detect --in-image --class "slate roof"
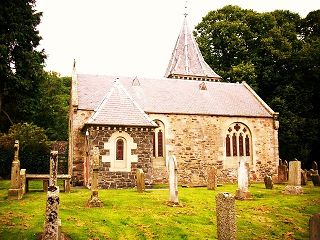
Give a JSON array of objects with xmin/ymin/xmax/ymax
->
[
  {"xmin": 78, "ymin": 74, "xmax": 274, "ymax": 121},
  {"xmin": 165, "ymin": 16, "xmax": 221, "ymax": 80},
  {"xmin": 87, "ymin": 79, "xmax": 157, "ymax": 127}
]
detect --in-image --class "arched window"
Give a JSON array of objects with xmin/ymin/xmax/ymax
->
[
  {"xmin": 158, "ymin": 130, "xmax": 163, "ymax": 157},
  {"xmin": 225, "ymin": 123, "xmax": 252, "ymax": 159},
  {"xmin": 116, "ymin": 139, "xmax": 124, "ymax": 160},
  {"xmin": 153, "ymin": 120, "xmax": 165, "ymax": 159}
]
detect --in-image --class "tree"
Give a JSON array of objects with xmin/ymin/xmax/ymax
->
[{"xmin": 0, "ymin": 0, "xmax": 45, "ymax": 132}]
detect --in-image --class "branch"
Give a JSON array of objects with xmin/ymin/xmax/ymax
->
[{"xmin": 1, "ymin": 109, "xmax": 13, "ymax": 125}]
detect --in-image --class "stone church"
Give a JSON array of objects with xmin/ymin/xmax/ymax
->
[{"xmin": 68, "ymin": 15, "xmax": 279, "ymax": 188}]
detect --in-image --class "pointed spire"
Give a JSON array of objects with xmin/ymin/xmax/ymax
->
[{"xmin": 165, "ymin": 14, "xmax": 221, "ymax": 82}]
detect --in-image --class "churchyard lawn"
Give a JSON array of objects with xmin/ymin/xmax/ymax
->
[{"xmin": 0, "ymin": 180, "xmax": 319, "ymax": 239}]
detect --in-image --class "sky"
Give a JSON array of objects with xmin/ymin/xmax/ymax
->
[{"xmin": 36, "ymin": 0, "xmax": 320, "ymax": 78}]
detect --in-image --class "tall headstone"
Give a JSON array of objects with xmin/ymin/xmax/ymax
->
[
  {"xmin": 264, "ymin": 175, "xmax": 273, "ymax": 189},
  {"xmin": 301, "ymin": 169, "xmax": 308, "ymax": 186},
  {"xmin": 309, "ymin": 213, "xmax": 320, "ymax": 240},
  {"xmin": 8, "ymin": 140, "xmax": 23, "ymax": 200},
  {"xmin": 235, "ymin": 159, "xmax": 251, "ymax": 200},
  {"xmin": 207, "ymin": 166, "xmax": 217, "ymax": 190},
  {"xmin": 278, "ymin": 160, "xmax": 288, "ymax": 183},
  {"xmin": 216, "ymin": 192, "xmax": 236, "ymax": 240},
  {"xmin": 20, "ymin": 169, "xmax": 26, "ymax": 195},
  {"xmin": 43, "ymin": 151, "xmax": 61, "ymax": 240},
  {"xmin": 136, "ymin": 168, "xmax": 145, "ymax": 193},
  {"xmin": 283, "ymin": 160, "xmax": 303, "ymax": 194},
  {"xmin": 168, "ymin": 155, "xmax": 179, "ymax": 205},
  {"xmin": 87, "ymin": 147, "xmax": 103, "ymax": 207}
]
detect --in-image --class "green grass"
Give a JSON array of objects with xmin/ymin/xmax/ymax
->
[{"xmin": 0, "ymin": 181, "xmax": 319, "ymax": 239}]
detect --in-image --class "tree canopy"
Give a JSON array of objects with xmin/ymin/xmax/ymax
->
[{"xmin": 195, "ymin": 6, "xmax": 320, "ymax": 167}]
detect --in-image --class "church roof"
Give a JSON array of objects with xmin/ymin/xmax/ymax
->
[
  {"xmin": 87, "ymin": 79, "xmax": 157, "ymax": 127},
  {"xmin": 165, "ymin": 16, "xmax": 221, "ymax": 81},
  {"xmin": 78, "ymin": 74, "xmax": 274, "ymax": 119}
]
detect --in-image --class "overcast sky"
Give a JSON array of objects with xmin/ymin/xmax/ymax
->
[{"xmin": 36, "ymin": 0, "xmax": 320, "ymax": 78}]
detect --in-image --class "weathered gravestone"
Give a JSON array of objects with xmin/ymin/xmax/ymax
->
[
  {"xmin": 309, "ymin": 213, "xmax": 320, "ymax": 240},
  {"xmin": 136, "ymin": 168, "xmax": 145, "ymax": 193},
  {"xmin": 283, "ymin": 159, "xmax": 303, "ymax": 195},
  {"xmin": 235, "ymin": 158, "xmax": 251, "ymax": 200},
  {"xmin": 168, "ymin": 155, "xmax": 179, "ymax": 205},
  {"xmin": 8, "ymin": 140, "xmax": 23, "ymax": 200},
  {"xmin": 207, "ymin": 166, "xmax": 217, "ymax": 190},
  {"xmin": 312, "ymin": 161, "xmax": 318, "ymax": 172},
  {"xmin": 278, "ymin": 160, "xmax": 289, "ymax": 183},
  {"xmin": 264, "ymin": 175, "xmax": 273, "ymax": 189},
  {"xmin": 310, "ymin": 169, "xmax": 320, "ymax": 187},
  {"xmin": 301, "ymin": 169, "xmax": 308, "ymax": 186},
  {"xmin": 42, "ymin": 151, "xmax": 62, "ymax": 240},
  {"xmin": 87, "ymin": 147, "xmax": 103, "ymax": 207},
  {"xmin": 216, "ymin": 192, "xmax": 236, "ymax": 240}
]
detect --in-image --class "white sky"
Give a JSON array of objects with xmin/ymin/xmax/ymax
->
[{"xmin": 36, "ymin": 0, "xmax": 320, "ymax": 78}]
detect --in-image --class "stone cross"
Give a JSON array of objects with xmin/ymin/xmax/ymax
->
[
  {"xmin": 264, "ymin": 175, "xmax": 273, "ymax": 189},
  {"xmin": 8, "ymin": 140, "xmax": 23, "ymax": 200},
  {"xmin": 87, "ymin": 147, "xmax": 103, "ymax": 207},
  {"xmin": 168, "ymin": 155, "xmax": 179, "ymax": 204},
  {"xmin": 207, "ymin": 166, "xmax": 217, "ymax": 190},
  {"xmin": 136, "ymin": 168, "xmax": 145, "ymax": 193},
  {"xmin": 216, "ymin": 192, "xmax": 236, "ymax": 240},
  {"xmin": 283, "ymin": 160, "xmax": 303, "ymax": 194},
  {"xmin": 49, "ymin": 151, "xmax": 58, "ymax": 187},
  {"xmin": 235, "ymin": 158, "xmax": 251, "ymax": 200}
]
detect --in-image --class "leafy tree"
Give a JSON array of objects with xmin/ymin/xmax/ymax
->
[{"xmin": 0, "ymin": 0, "xmax": 45, "ymax": 132}]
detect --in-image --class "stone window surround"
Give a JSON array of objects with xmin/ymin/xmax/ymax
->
[
  {"xmin": 101, "ymin": 131, "xmax": 138, "ymax": 172},
  {"xmin": 224, "ymin": 122, "xmax": 253, "ymax": 169},
  {"xmin": 153, "ymin": 119, "xmax": 166, "ymax": 162}
]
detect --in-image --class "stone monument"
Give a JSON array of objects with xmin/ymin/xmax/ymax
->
[
  {"xmin": 216, "ymin": 192, "xmax": 236, "ymax": 240},
  {"xmin": 301, "ymin": 169, "xmax": 308, "ymax": 186},
  {"xmin": 278, "ymin": 160, "xmax": 288, "ymax": 183},
  {"xmin": 136, "ymin": 168, "xmax": 145, "ymax": 193},
  {"xmin": 168, "ymin": 155, "xmax": 179, "ymax": 205},
  {"xmin": 264, "ymin": 175, "xmax": 273, "ymax": 189},
  {"xmin": 235, "ymin": 158, "xmax": 251, "ymax": 200},
  {"xmin": 42, "ymin": 151, "xmax": 62, "ymax": 240},
  {"xmin": 207, "ymin": 166, "xmax": 217, "ymax": 190},
  {"xmin": 283, "ymin": 159, "xmax": 303, "ymax": 194},
  {"xmin": 87, "ymin": 147, "xmax": 103, "ymax": 207},
  {"xmin": 8, "ymin": 140, "xmax": 23, "ymax": 200},
  {"xmin": 309, "ymin": 213, "xmax": 320, "ymax": 240}
]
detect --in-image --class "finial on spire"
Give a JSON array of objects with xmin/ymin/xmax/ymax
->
[
  {"xmin": 184, "ymin": 0, "xmax": 188, "ymax": 17},
  {"xmin": 73, "ymin": 59, "xmax": 76, "ymax": 69}
]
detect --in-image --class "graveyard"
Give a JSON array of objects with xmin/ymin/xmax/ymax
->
[{"xmin": 0, "ymin": 179, "xmax": 319, "ymax": 239}]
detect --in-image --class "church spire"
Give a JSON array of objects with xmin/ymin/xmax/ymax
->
[{"xmin": 165, "ymin": 11, "xmax": 221, "ymax": 82}]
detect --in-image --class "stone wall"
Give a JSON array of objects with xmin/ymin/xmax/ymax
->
[
  {"xmin": 148, "ymin": 114, "xmax": 278, "ymax": 185},
  {"xmin": 87, "ymin": 126, "xmax": 154, "ymax": 189}
]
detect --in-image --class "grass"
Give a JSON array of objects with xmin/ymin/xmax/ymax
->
[{"xmin": 0, "ymin": 180, "xmax": 319, "ymax": 240}]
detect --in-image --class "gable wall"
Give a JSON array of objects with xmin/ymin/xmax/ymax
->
[{"xmin": 148, "ymin": 113, "xmax": 279, "ymax": 185}]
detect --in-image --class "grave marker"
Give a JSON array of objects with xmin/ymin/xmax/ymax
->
[
  {"xmin": 264, "ymin": 175, "xmax": 273, "ymax": 189},
  {"xmin": 235, "ymin": 158, "xmax": 251, "ymax": 200},
  {"xmin": 283, "ymin": 160, "xmax": 303, "ymax": 194},
  {"xmin": 136, "ymin": 168, "xmax": 145, "ymax": 193},
  {"xmin": 8, "ymin": 140, "xmax": 23, "ymax": 200},
  {"xmin": 168, "ymin": 155, "xmax": 179, "ymax": 205},
  {"xmin": 207, "ymin": 166, "xmax": 217, "ymax": 190}
]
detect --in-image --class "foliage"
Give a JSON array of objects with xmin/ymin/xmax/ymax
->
[
  {"xmin": 0, "ymin": 182, "xmax": 319, "ymax": 239},
  {"xmin": 195, "ymin": 6, "xmax": 320, "ymax": 167},
  {"xmin": 0, "ymin": 123, "xmax": 50, "ymax": 178},
  {"xmin": 0, "ymin": 0, "xmax": 46, "ymax": 132}
]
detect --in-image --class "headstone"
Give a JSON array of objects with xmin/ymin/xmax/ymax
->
[
  {"xmin": 87, "ymin": 147, "xmax": 103, "ymax": 207},
  {"xmin": 168, "ymin": 155, "xmax": 179, "ymax": 205},
  {"xmin": 264, "ymin": 175, "xmax": 273, "ymax": 189},
  {"xmin": 8, "ymin": 140, "xmax": 23, "ymax": 200},
  {"xmin": 136, "ymin": 168, "xmax": 145, "ymax": 193},
  {"xmin": 309, "ymin": 213, "xmax": 320, "ymax": 240},
  {"xmin": 235, "ymin": 158, "xmax": 251, "ymax": 200},
  {"xmin": 283, "ymin": 160, "xmax": 303, "ymax": 194},
  {"xmin": 207, "ymin": 166, "xmax": 217, "ymax": 190},
  {"xmin": 216, "ymin": 192, "xmax": 236, "ymax": 240},
  {"xmin": 20, "ymin": 169, "xmax": 26, "ymax": 195},
  {"xmin": 312, "ymin": 161, "xmax": 318, "ymax": 171},
  {"xmin": 310, "ymin": 169, "xmax": 320, "ymax": 187},
  {"xmin": 301, "ymin": 169, "xmax": 308, "ymax": 186},
  {"xmin": 42, "ymin": 151, "xmax": 61, "ymax": 240},
  {"xmin": 278, "ymin": 164, "xmax": 288, "ymax": 182}
]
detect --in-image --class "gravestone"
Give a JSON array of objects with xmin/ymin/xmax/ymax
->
[
  {"xmin": 20, "ymin": 169, "xmax": 26, "ymax": 195},
  {"xmin": 310, "ymin": 169, "xmax": 320, "ymax": 187},
  {"xmin": 264, "ymin": 175, "xmax": 273, "ymax": 189},
  {"xmin": 207, "ymin": 166, "xmax": 217, "ymax": 190},
  {"xmin": 235, "ymin": 159, "xmax": 251, "ymax": 200},
  {"xmin": 309, "ymin": 213, "xmax": 320, "ymax": 240},
  {"xmin": 301, "ymin": 169, "xmax": 308, "ymax": 186},
  {"xmin": 8, "ymin": 140, "xmax": 23, "ymax": 200},
  {"xmin": 136, "ymin": 168, "xmax": 145, "ymax": 193},
  {"xmin": 168, "ymin": 155, "xmax": 179, "ymax": 205},
  {"xmin": 43, "ymin": 151, "xmax": 61, "ymax": 240},
  {"xmin": 312, "ymin": 161, "xmax": 318, "ymax": 171},
  {"xmin": 87, "ymin": 147, "xmax": 103, "ymax": 207},
  {"xmin": 216, "ymin": 192, "xmax": 236, "ymax": 240},
  {"xmin": 283, "ymin": 160, "xmax": 303, "ymax": 194}
]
